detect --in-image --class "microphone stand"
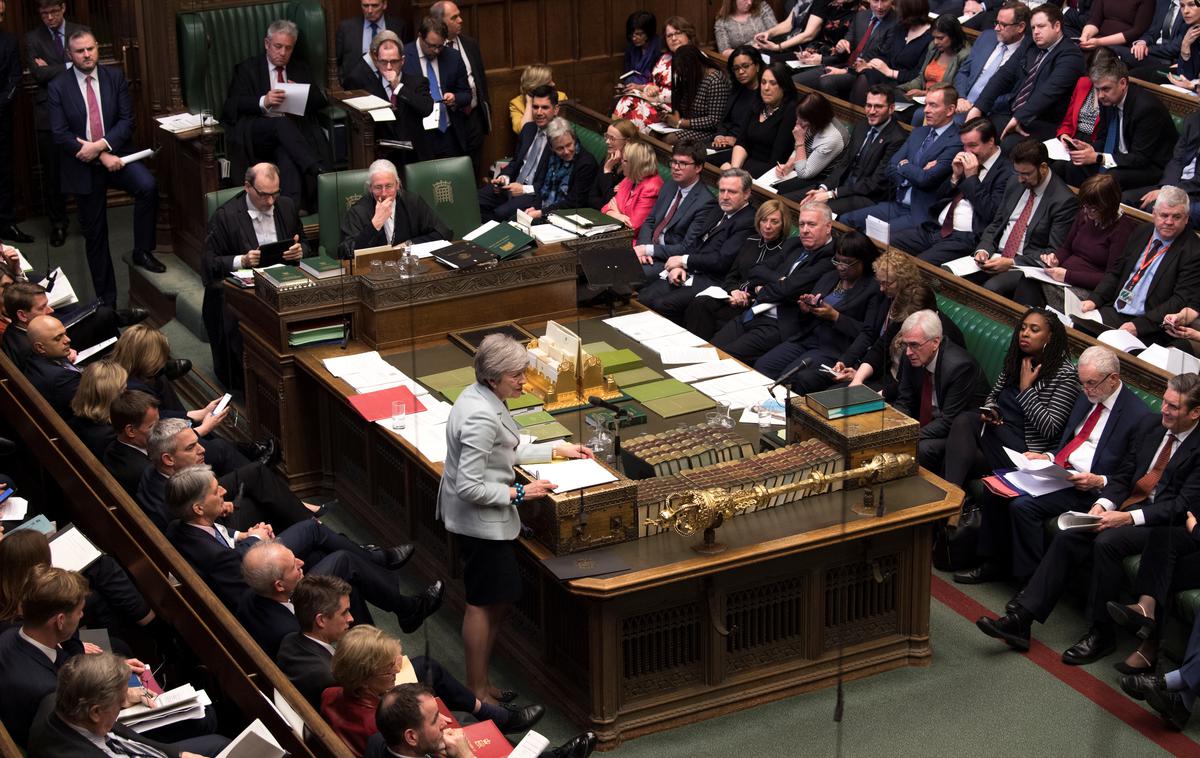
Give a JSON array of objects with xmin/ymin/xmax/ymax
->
[{"xmin": 767, "ymin": 360, "xmax": 807, "ymax": 450}]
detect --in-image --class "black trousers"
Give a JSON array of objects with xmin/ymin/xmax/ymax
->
[
  {"xmin": 75, "ymin": 162, "xmax": 157, "ymax": 306},
  {"xmin": 1008, "ymin": 488, "xmax": 1095, "ymax": 578},
  {"xmin": 684, "ymin": 297, "xmax": 740, "ymax": 340},
  {"xmin": 892, "ymin": 223, "xmax": 978, "ymax": 267},
  {"xmin": 250, "ymin": 117, "xmax": 321, "ymax": 206},
  {"xmin": 712, "ymin": 313, "xmax": 783, "ymax": 366},
  {"xmin": 35, "ymin": 128, "xmax": 68, "ymax": 229},
  {"xmin": 1131, "ymin": 526, "xmax": 1200, "ymax": 636},
  {"xmin": 220, "ymin": 461, "xmax": 311, "ymax": 532}
]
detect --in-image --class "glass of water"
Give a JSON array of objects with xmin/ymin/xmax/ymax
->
[
  {"xmin": 199, "ymin": 108, "xmax": 215, "ymax": 133},
  {"xmin": 391, "ymin": 401, "xmax": 406, "ymax": 430}
]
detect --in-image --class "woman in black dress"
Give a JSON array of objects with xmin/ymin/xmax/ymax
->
[{"xmin": 721, "ymin": 61, "xmax": 797, "ymax": 178}]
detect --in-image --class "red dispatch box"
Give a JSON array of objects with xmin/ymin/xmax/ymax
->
[
  {"xmin": 435, "ymin": 699, "xmax": 512, "ymax": 758},
  {"xmin": 347, "ymin": 385, "xmax": 426, "ymax": 422}
]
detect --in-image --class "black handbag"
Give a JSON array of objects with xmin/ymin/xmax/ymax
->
[{"xmin": 933, "ymin": 499, "xmax": 982, "ymax": 572}]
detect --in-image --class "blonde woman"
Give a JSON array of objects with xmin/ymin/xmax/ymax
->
[
  {"xmin": 601, "ymin": 141, "xmax": 663, "ymax": 237},
  {"xmin": 67, "ymin": 360, "xmax": 127, "ymax": 457},
  {"xmin": 509, "ymin": 64, "xmax": 570, "ymax": 133}
]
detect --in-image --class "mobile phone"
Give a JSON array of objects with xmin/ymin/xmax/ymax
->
[
  {"xmin": 819, "ymin": 364, "xmax": 840, "ymax": 377},
  {"xmin": 212, "ymin": 393, "xmax": 233, "ymax": 417},
  {"xmin": 0, "ymin": 487, "xmax": 12, "ymax": 504}
]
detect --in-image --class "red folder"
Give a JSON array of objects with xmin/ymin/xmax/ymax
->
[
  {"xmin": 461, "ymin": 720, "xmax": 512, "ymax": 758},
  {"xmin": 346, "ymin": 385, "xmax": 426, "ymax": 422}
]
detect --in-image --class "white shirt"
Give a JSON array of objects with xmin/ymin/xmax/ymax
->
[
  {"xmin": 186, "ymin": 520, "xmax": 239, "ymax": 547},
  {"xmin": 1063, "ymin": 382, "xmax": 1121, "ymax": 474},
  {"xmin": 73, "ymin": 67, "xmax": 109, "ymax": 148},
  {"xmin": 446, "ymin": 37, "xmax": 478, "ymax": 109},
  {"xmin": 303, "ymin": 634, "xmax": 336, "ymax": 656},
  {"xmin": 383, "ymin": 198, "xmax": 397, "ymax": 243},
  {"xmin": 259, "ymin": 62, "xmax": 288, "ymax": 113},
  {"xmin": 996, "ymin": 168, "xmax": 1052, "ymax": 254},
  {"xmin": 1097, "ymin": 423, "xmax": 1195, "ymax": 524},
  {"xmin": 233, "ymin": 195, "xmax": 280, "ymax": 269},
  {"xmin": 939, "ymin": 149, "xmax": 1001, "ymax": 233},
  {"xmin": 18, "ymin": 628, "xmax": 58, "ymax": 663}
]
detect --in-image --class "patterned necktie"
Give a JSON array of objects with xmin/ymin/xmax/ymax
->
[
  {"xmin": 848, "ymin": 17, "xmax": 879, "ymax": 66},
  {"xmin": 85, "ymin": 75, "xmax": 104, "ymax": 141},
  {"xmin": 275, "ymin": 66, "xmax": 285, "ymax": 84},
  {"xmin": 1122, "ymin": 432, "xmax": 1177, "ymax": 509},
  {"xmin": 369, "ymin": 21, "xmax": 379, "ymax": 43},
  {"xmin": 425, "ymin": 57, "xmax": 448, "ymax": 132},
  {"xmin": 939, "ymin": 192, "xmax": 964, "ymax": 238},
  {"xmin": 1013, "ymin": 49, "xmax": 1047, "ymax": 112},
  {"xmin": 919, "ymin": 371, "xmax": 934, "ymax": 426},
  {"xmin": 515, "ymin": 130, "xmax": 546, "ymax": 185},
  {"xmin": 1054, "ymin": 403, "xmax": 1104, "ymax": 468},
  {"xmin": 1117, "ymin": 238, "xmax": 1165, "ymax": 309},
  {"xmin": 105, "ymin": 734, "xmax": 168, "ymax": 758},
  {"xmin": 53, "ymin": 29, "xmax": 64, "ymax": 60},
  {"xmin": 1001, "ymin": 190, "xmax": 1037, "ymax": 258},
  {"xmin": 651, "ymin": 190, "xmax": 682, "ymax": 244},
  {"xmin": 914, "ymin": 128, "xmax": 938, "ymax": 167}
]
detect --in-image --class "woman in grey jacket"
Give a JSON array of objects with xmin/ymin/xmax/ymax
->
[{"xmin": 437, "ymin": 334, "xmax": 592, "ymax": 705}]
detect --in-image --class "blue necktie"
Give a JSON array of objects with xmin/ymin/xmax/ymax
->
[
  {"xmin": 1100, "ymin": 107, "xmax": 1120, "ymax": 172},
  {"xmin": 967, "ymin": 44, "xmax": 1006, "ymax": 104},
  {"xmin": 914, "ymin": 128, "xmax": 938, "ymax": 166},
  {"xmin": 425, "ymin": 57, "xmax": 448, "ymax": 132}
]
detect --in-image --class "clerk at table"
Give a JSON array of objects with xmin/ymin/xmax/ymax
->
[{"xmin": 337, "ymin": 159, "xmax": 452, "ymax": 259}]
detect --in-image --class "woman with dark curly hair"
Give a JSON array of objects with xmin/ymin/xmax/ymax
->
[{"xmin": 659, "ymin": 44, "xmax": 730, "ymax": 146}]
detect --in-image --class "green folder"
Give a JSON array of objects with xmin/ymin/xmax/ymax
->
[
  {"xmin": 506, "ymin": 393, "xmax": 543, "ymax": 411},
  {"xmin": 643, "ymin": 392, "xmax": 716, "ymax": 418},
  {"xmin": 625, "ymin": 378, "xmax": 692, "ymax": 402},
  {"xmin": 472, "ymin": 222, "xmax": 534, "ymax": 259},
  {"xmin": 521, "ymin": 420, "xmax": 573, "ymax": 442},
  {"xmin": 594, "ymin": 348, "xmax": 643, "ymax": 374},
  {"xmin": 418, "ymin": 366, "xmax": 477, "ymax": 393},
  {"xmin": 515, "ymin": 410, "xmax": 555, "ymax": 428},
  {"xmin": 441, "ymin": 385, "xmax": 467, "ymax": 402},
  {"xmin": 610, "ymin": 366, "xmax": 663, "ymax": 387},
  {"xmin": 582, "ymin": 341, "xmax": 616, "ymax": 355}
]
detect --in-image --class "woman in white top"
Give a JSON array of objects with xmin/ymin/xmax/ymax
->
[
  {"xmin": 771, "ymin": 91, "xmax": 847, "ymax": 196},
  {"xmin": 715, "ymin": 0, "xmax": 778, "ymax": 55}
]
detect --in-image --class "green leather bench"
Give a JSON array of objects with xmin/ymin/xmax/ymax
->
[{"xmin": 316, "ymin": 170, "xmax": 369, "ymax": 258}]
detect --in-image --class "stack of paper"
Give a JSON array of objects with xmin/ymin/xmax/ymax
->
[
  {"xmin": 603, "ymin": 311, "xmax": 685, "ymax": 342},
  {"xmin": 49, "ymin": 524, "xmax": 102, "ymax": 572},
  {"xmin": 666, "ymin": 359, "xmax": 746, "ymax": 383},
  {"xmin": 1097, "ymin": 329, "xmax": 1147, "ymax": 354},
  {"xmin": 324, "ymin": 351, "xmax": 430, "ymax": 395},
  {"xmin": 119, "ymin": 684, "xmax": 212, "ymax": 733},
  {"xmin": 657, "ymin": 346, "xmax": 720, "ymax": 365},
  {"xmin": 156, "ymin": 112, "xmax": 207, "ymax": 133},
  {"xmin": 1139, "ymin": 343, "xmax": 1200, "ymax": 374},
  {"xmin": 692, "ymin": 371, "xmax": 772, "ymax": 399},
  {"xmin": 342, "ymin": 94, "xmax": 396, "ymax": 122},
  {"xmin": 377, "ymin": 413, "xmax": 449, "ymax": 463},
  {"xmin": 521, "ymin": 458, "xmax": 618, "ymax": 492},
  {"xmin": 214, "ymin": 719, "xmax": 286, "ymax": 758},
  {"xmin": 998, "ymin": 446, "xmax": 1073, "ymax": 496}
]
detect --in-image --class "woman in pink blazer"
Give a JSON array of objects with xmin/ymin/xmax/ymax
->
[{"xmin": 602, "ymin": 141, "xmax": 663, "ymax": 238}]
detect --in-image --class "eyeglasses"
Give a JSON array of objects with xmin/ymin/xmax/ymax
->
[
  {"xmin": 669, "ymin": 159, "xmax": 695, "ymax": 168},
  {"xmin": 901, "ymin": 337, "xmax": 935, "ymax": 352},
  {"xmin": 665, "ymin": 31, "xmax": 686, "ymax": 39},
  {"xmin": 994, "ymin": 19, "xmax": 1021, "ymax": 28},
  {"xmin": 370, "ymin": 182, "xmax": 398, "ymax": 192},
  {"xmin": 731, "ymin": 62, "xmax": 756, "ymax": 72},
  {"xmin": 832, "ymin": 257, "xmax": 861, "ymax": 268},
  {"xmin": 604, "ymin": 134, "xmax": 626, "ymax": 143},
  {"xmin": 249, "ymin": 184, "xmax": 281, "ymax": 199},
  {"xmin": 1080, "ymin": 372, "xmax": 1114, "ymax": 390},
  {"xmin": 376, "ymin": 58, "xmax": 403, "ymax": 67}
]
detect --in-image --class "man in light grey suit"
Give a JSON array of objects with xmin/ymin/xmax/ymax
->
[
  {"xmin": 438, "ymin": 334, "xmax": 592, "ymax": 704},
  {"xmin": 634, "ymin": 141, "xmax": 717, "ymax": 279}
]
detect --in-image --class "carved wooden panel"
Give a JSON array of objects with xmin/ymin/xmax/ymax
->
[
  {"xmin": 822, "ymin": 554, "xmax": 901, "ymax": 650},
  {"xmin": 621, "ymin": 601, "xmax": 703, "ymax": 697},
  {"xmin": 725, "ymin": 575, "xmax": 810, "ymax": 670}
]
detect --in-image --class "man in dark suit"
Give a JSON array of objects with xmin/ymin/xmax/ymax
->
[
  {"xmin": 1079, "ymin": 185, "xmax": 1200, "ymax": 345},
  {"xmin": 1128, "ymin": 111, "xmax": 1200, "ymax": 218},
  {"xmin": 102, "ymin": 390, "xmax": 158, "ymax": 496},
  {"xmin": 637, "ymin": 169, "xmax": 756, "ymax": 323},
  {"xmin": 403, "ymin": 17, "xmax": 471, "ymax": 159},
  {"xmin": 793, "ymin": 0, "xmax": 898, "ymax": 99},
  {"xmin": 477, "ymin": 85, "xmax": 558, "ymax": 221},
  {"xmin": 969, "ymin": 5, "xmax": 1086, "ymax": 150},
  {"xmin": 23, "ymin": 315, "xmax": 80, "ymax": 420},
  {"xmin": 236, "ymin": 541, "xmax": 306, "ymax": 659},
  {"xmin": 968, "ymin": 139, "xmax": 1078, "ymax": 297},
  {"xmin": 342, "ymin": 31, "xmax": 434, "ymax": 165},
  {"xmin": 0, "ymin": 2, "xmax": 29, "ymax": 244},
  {"xmin": 1055, "ymin": 56, "xmax": 1177, "ymax": 190},
  {"xmin": 1123, "ymin": 0, "xmax": 1190, "ymax": 79},
  {"xmin": 28, "ymin": 653, "xmax": 229, "ymax": 757},
  {"xmin": 950, "ymin": 2, "xmax": 1030, "ymax": 123},
  {"xmin": 203, "ymin": 162, "xmax": 306, "ymax": 391},
  {"xmin": 978, "ymin": 374, "xmax": 1200, "ymax": 666},
  {"xmin": 893, "ymin": 309, "xmax": 988, "ymax": 471},
  {"xmin": 956, "ymin": 346, "xmax": 1153, "ymax": 584},
  {"xmin": 47, "ymin": 30, "xmax": 162, "ymax": 304},
  {"xmin": 635, "ymin": 141, "xmax": 718, "ymax": 279},
  {"xmin": 840, "ymin": 84, "xmax": 964, "ymax": 235},
  {"xmin": 336, "ymin": 0, "xmax": 410, "ymax": 86},
  {"xmin": 892, "ymin": 117, "xmax": 1013, "ymax": 266},
  {"xmin": 487, "ymin": 118, "xmax": 597, "ymax": 223},
  {"xmin": 165, "ymin": 465, "xmax": 442, "ymax": 633},
  {"xmin": 339, "ymin": 159, "xmax": 452, "ymax": 259},
  {"xmin": 799, "ymin": 86, "xmax": 907, "ymax": 215},
  {"xmin": 276, "ymin": 574, "xmax": 355, "ymax": 707},
  {"xmin": 2, "ymin": 281, "xmax": 139, "ymax": 374},
  {"xmin": 25, "ymin": 0, "xmax": 84, "ymax": 247},
  {"xmin": 221, "ymin": 20, "xmax": 331, "ymax": 210},
  {"xmin": 434, "ymin": 1, "xmax": 490, "ymax": 175},
  {"xmin": 712, "ymin": 203, "xmax": 836, "ymax": 365}
]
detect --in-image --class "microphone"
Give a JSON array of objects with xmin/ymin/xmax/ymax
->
[
  {"xmin": 768, "ymin": 358, "xmax": 810, "ymax": 393},
  {"xmin": 588, "ymin": 395, "xmax": 624, "ymax": 414}
]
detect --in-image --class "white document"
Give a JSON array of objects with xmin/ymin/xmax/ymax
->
[
  {"xmin": 524, "ymin": 458, "xmax": 618, "ymax": 493},
  {"xmin": 695, "ymin": 285, "xmax": 730, "ymax": 300},
  {"xmin": 75, "ymin": 336, "xmax": 118, "ymax": 363},
  {"xmin": 1003, "ymin": 469, "xmax": 1073, "ymax": 496},
  {"xmin": 1057, "ymin": 511, "xmax": 1103, "ymax": 531},
  {"xmin": 156, "ymin": 112, "xmax": 206, "ymax": 132},
  {"xmin": 941, "ymin": 255, "xmax": 984, "ymax": 276},
  {"xmin": 0, "ymin": 496, "xmax": 28, "ymax": 521},
  {"xmin": 1139, "ymin": 343, "xmax": 1200, "ymax": 374},
  {"xmin": 215, "ymin": 720, "xmax": 286, "ymax": 758},
  {"xmin": 1043, "ymin": 137, "xmax": 1071, "ymax": 162},
  {"xmin": 1015, "ymin": 265, "xmax": 1068, "ymax": 287},
  {"xmin": 463, "ymin": 220, "xmax": 500, "ymax": 241},
  {"xmin": 648, "ymin": 122, "xmax": 682, "ymax": 134},
  {"xmin": 275, "ymin": 82, "xmax": 310, "ymax": 116},
  {"xmin": 530, "ymin": 223, "xmax": 578, "ymax": 244},
  {"xmin": 912, "ymin": 95, "xmax": 926, "ymax": 104},
  {"xmin": 641, "ymin": 331, "xmax": 707, "ymax": 353},
  {"xmin": 753, "ymin": 166, "xmax": 786, "ymax": 190},
  {"xmin": 865, "ymin": 215, "xmax": 890, "ymax": 246},
  {"xmin": 408, "ymin": 240, "xmax": 452, "ymax": 259},
  {"xmin": 750, "ymin": 302, "xmax": 776, "ymax": 316},
  {"xmin": 1098, "ymin": 329, "xmax": 1148, "ymax": 353},
  {"xmin": 378, "ymin": 415, "xmax": 449, "ymax": 463},
  {"xmin": 893, "ymin": 101, "xmax": 914, "ymax": 111},
  {"xmin": 343, "ymin": 94, "xmax": 391, "ymax": 112},
  {"xmin": 604, "ymin": 311, "xmax": 684, "ymax": 341},
  {"xmin": 119, "ymin": 148, "xmax": 154, "ymax": 165},
  {"xmin": 509, "ymin": 730, "xmax": 552, "ymax": 758},
  {"xmin": 369, "ymin": 108, "xmax": 397, "ymax": 122},
  {"xmin": 658, "ymin": 346, "xmax": 720, "ymax": 365},
  {"xmin": 49, "ymin": 524, "xmax": 102, "ymax": 572},
  {"xmin": 42, "ymin": 267, "xmax": 79, "ymax": 308},
  {"xmin": 323, "ymin": 351, "xmax": 383, "ymax": 378},
  {"xmin": 1162, "ymin": 83, "xmax": 1198, "ymax": 97},
  {"xmin": 423, "ymin": 102, "xmax": 443, "ymax": 130},
  {"xmin": 666, "ymin": 358, "xmax": 746, "ymax": 383},
  {"xmin": 786, "ymin": 61, "xmax": 820, "ymax": 69},
  {"xmin": 1003, "ymin": 446, "xmax": 1072, "ymax": 479},
  {"xmin": 1064, "ymin": 288, "xmax": 1103, "ymax": 323}
]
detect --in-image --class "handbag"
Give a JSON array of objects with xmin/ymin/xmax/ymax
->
[{"xmin": 933, "ymin": 498, "xmax": 982, "ymax": 572}]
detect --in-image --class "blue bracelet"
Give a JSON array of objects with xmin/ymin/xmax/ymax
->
[{"xmin": 512, "ymin": 482, "xmax": 525, "ymax": 505}]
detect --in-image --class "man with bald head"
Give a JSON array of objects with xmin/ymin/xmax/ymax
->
[
  {"xmin": 338, "ymin": 159, "xmax": 451, "ymax": 258},
  {"xmin": 236, "ymin": 541, "xmax": 308, "ymax": 658},
  {"xmin": 203, "ymin": 161, "xmax": 307, "ymax": 389},
  {"xmin": 23, "ymin": 313, "xmax": 80, "ymax": 419}
]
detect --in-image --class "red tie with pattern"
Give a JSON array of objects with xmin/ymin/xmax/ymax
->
[
  {"xmin": 1053, "ymin": 403, "xmax": 1104, "ymax": 469},
  {"xmin": 1001, "ymin": 190, "xmax": 1036, "ymax": 258},
  {"xmin": 919, "ymin": 371, "xmax": 934, "ymax": 426},
  {"xmin": 85, "ymin": 75, "xmax": 104, "ymax": 141},
  {"xmin": 1122, "ymin": 432, "xmax": 1176, "ymax": 509}
]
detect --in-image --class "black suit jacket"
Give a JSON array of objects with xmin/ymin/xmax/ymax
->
[
  {"xmin": 823, "ymin": 117, "xmax": 907, "ymax": 203},
  {"xmin": 68, "ymin": 417, "xmax": 115, "ymax": 460},
  {"xmin": 679, "ymin": 203, "xmax": 757, "ymax": 283},
  {"xmin": 25, "ymin": 21, "xmax": 86, "ymax": 129},
  {"xmin": 976, "ymin": 37, "xmax": 1086, "ymax": 132},
  {"xmin": 1098, "ymin": 418, "xmax": 1200, "ymax": 527},
  {"xmin": 28, "ymin": 697, "xmax": 182, "ymax": 758},
  {"xmin": 452, "ymin": 34, "xmax": 490, "ymax": 145},
  {"xmin": 822, "ymin": 10, "xmax": 898, "ymax": 65},
  {"xmin": 236, "ymin": 591, "xmax": 300, "ymax": 660},
  {"xmin": 894, "ymin": 340, "xmax": 988, "ymax": 441},
  {"xmin": 342, "ymin": 60, "xmax": 434, "ymax": 157},
  {"xmin": 781, "ymin": 269, "xmax": 883, "ymax": 344},
  {"xmin": 1051, "ymin": 385, "xmax": 1154, "ymax": 477},
  {"xmin": 203, "ymin": 191, "xmax": 307, "ymax": 287},
  {"xmin": 636, "ymin": 181, "xmax": 719, "ymax": 258},
  {"xmin": 751, "ymin": 237, "xmax": 837, "ymax": 308},
  {"xmin": 363, "ymin": 733, "xmax": 390, "ymax": 758},
  {"xmin": 336, "ymin": 13, "xmax": 411, "ymax": 84},
  {"xmin": 276, "ymin": 631, "xmax": 335, "ymax": 708},
  {"xmin": 1090, "ymin": 223, "xmax": 1200, "ymax": 338},
  {"xmin": 103, "ymin": 441, "xmax": 150, "ymax": 497},
  {"xmin": 1162, "ymin": 110, "xmax": 1200, "ymax": 195},
  {"xmin": 166, "ymin": 520, "xmax": 256, "ymax": 608},
  {"xmin": 0, "ymin": 627, "xmax": 81, "ymax": 745},
  {"xmin": 1095, "ymin": 85, "xmax": 1177, "ymax": 174},
  {"xmin": 0, "ymin": 30, "xmax": 19, "ymax": 113},
  {"xmin": 1, "ymin": 324, "xmax": 32, "ymax": 373},
  {"xmin": 337, "ymin": 189, "xmax": 452, "ymax": 259},
  {"xmin": 403, "ymin": 42, "xmax": 471, "ymax": 152},
  {"xmin": 531, "ymin": 147, "xmax": 600, "ymax": 216},
  {"xmin": 930, "ymin": 154, "xmax": 1014, "ymax": 237},
  {"xmin": 976, "ymin": 173, "xmax": 1078, "ymax": 258},
  {"xmin": 24, "ymin": 354, "xmax": 80, "ymax": 420},
  {"xmin": 221, "ymin": 55, "xmax": 332, "ymax": 180},
  {"xmin": 135, "ymin": 466, "xmax": 171, "ymax": 532}
]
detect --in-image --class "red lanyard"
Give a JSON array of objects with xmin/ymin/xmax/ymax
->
[{"xmin": 1126, "ymin": 238, "xmax": 1170, "ymax": 291}]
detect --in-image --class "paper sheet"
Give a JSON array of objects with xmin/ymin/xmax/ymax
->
[
  {"xmin": 1139, "ymin": 343, "xmax": 1200, "ymax": 374},
  {"xmin": 0, "ymin": 496, "xmax": 28, "ymax": 521},
  {"xmin": 864, "ymin": 215, "xmax": 890, "ymax": 246},
  {"xmin": 274, "ymin": 82, "xmax": 311, "ymax": 116},
  {"xmin": 641, "ymin": 331, "xmax": 707, "ymax": 353},
  {"xmin": 666, "ymin": 358, "xmax": 747, "ymax": 383},
  {"xmin": 1002, "ymin": 446, "xmax": 1072, "ymax": 479},
  {"xmin": 369, "ymin": 108, "xmax": 397, "ymax": 122},
  {"xmin": 49, "ymin": 525, "xmax": 102, "ymax": 572},
  {"xmin": 343, "ymin": 94, "xmax": 391, "ymax": 111},
  {"xmin": 120, "ymin": 148, "xmax": 154, "ymax": 165},
  {"xmin": 1015, "ymin": 265, "xmax": 1068, "ymax": 287},
  {"xmin": 1043, "ymin": 137, "xmax": 1070, "ymax": 162},
  {"xmin": 75, "ymin": 336, "xmax": 118, "ymax": 363},
  {"xmin": 423, "ymin": 102, "xmax": 444, "ymax": 130},
  {"xmin": 524, "ymin": 458, "xmax": 618, "ymax": 493},
  {"xmin": 1003, "ymin": 469, "xmax": 1073, "ymax": 496},
  {"xmin": 463, "ymin": 220, "xmax": 500, "ymax": 240},
  {"xmin": 657, "ymin": 346, "xmax": 720, "ymax": 365},
  {"xmin": 695, "ymin": 285, "xmax": 730, "ymax": 300},
  {"xmin": 1162, "ymin": 83, "xmax": 1198, "ymax": 97},
  {"xmin": 1097, "ymin": 329, "xmax": 1147, "ymax": 353},
  {"xmin": 1064, "ymin": 288, "xmax": 1104, "ymax": 323},
  {"xmin": 942, "ymin": 255, "xmax": 984, "ymax": 276},
  {"xmin": 648, "ymin": 122, "xmax": 682, "ymax": 134},
  {"xmin": 408, "ymin": 240, "xmax": 452, "ymax": 258}
]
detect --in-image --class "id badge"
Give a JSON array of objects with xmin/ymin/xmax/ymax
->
[{"xmin": 1116, "ymin": 287, "xmax": 1133, "ymax": 308}]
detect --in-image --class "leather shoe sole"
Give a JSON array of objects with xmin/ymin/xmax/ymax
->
[
  {"xmin": 1106, "ymin": 601, "xmax": 1157, "ymax": 640},
  {"xmin": 500, "ymin": 703, "xmax": 546, "ymax": 734},
  {"xmin": 399, "ymin": 580, "xmax": 444, "ymax": 634}
]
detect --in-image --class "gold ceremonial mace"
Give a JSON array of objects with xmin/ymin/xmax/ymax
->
[{"xmin": 646, "ymin": 453, "xmax": 914, "ymax": 554}]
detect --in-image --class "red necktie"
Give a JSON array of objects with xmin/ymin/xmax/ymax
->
[
  {"xmin": 85, "ymin": 75, "xmax": 104, "ymax": 141},
  {"xmin": 1001, "ymin": 190, "xmax": 1037, "ymax": 258},
  {"xmin": 650, "ymin": 190, "xmax": 682, "ymax": 245},
  {"xmin": 275, "ymin": 66, "xmax": 285, "ymax": 84},
  {"xmin": 940, "ymin": 193, "xmax": 964, "ymax": 238},
  {"xmin": 1053, "ymin": 403, "xmax": 1104, "ymax": 468},
  {"xmin": 919, "ymin": 371, "xmax": 934, "ymax": 426},
  {"xmin": 848, "ymin": 17, "xmax": 879, "ymax": 66},
  {"xmin": 1122, "ymin": 432, "xmax": 1176, "ymax": 509}
]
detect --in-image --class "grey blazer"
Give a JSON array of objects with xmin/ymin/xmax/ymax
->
[{"xmin": 437, "ymin": 381, "xmax": 553, "ymax": 541}]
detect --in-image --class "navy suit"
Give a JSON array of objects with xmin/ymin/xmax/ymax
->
[
  {"xmin": 998, "ymin": 386, "xmax": 1155, "ymax": 576},
  {"xmin": 47, "ymin": 65, "xmax": 156, "ymax": 306},
  {"xmin": 975, "ymin": 37, "xmax": 1086, "ymax": 148},
  {"xmin": 840, "ymin": 123, "xmax": 962, "ymax": 234},
  {"xmin": 276, "ymin": 632, "xmax": 335, "ymax": 707},
  {"xmin": 894, "ymin": 340, "xmax": 989, "ymax": 471},
  {"xmin": 1142, "ymin": 110, "xmax": 1200, "ymax": 220},
  {"xmin": 817, "ymin": 117, "xmax": 907, "ymax": 213},
  {"xmin": 1058, "ymin": 84, "xmax": 1178, "ymax": 191},
  {"xmin": 403, "ymin": 42, "xmax": 470, "ymax": 157},
  {"xmin": 0, "ymin": 627, "xmax": 79, "ymax": 745},
  {"xmin": 335, "ymin": 14, "xmax": 411, "ymax": 85},
  {"xmin": 342, "ymin": 61, "xmax": 433, "ymax": 163},
  {"xmin": 103, "ymin": 441, "xmax": 149, "ymax": 497},
  {"xmin": 236, "ymin": 592, "xmax": 300, "ymax": 659},
  {"xmin": 636, "ymin": 182, "xmax": 719, "ymax": 278},
  {"xmin": 637, "ymin": 203, "xmax": 755, "ymax": 322},
  {"xmin": 24, "ymin": 354, "xmax": 81, "ymax": 421},
  {"xmin": 477, "ymin": 121, "xmax": 550, "ymax": 220}
]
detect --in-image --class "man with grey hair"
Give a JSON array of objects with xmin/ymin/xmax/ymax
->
[
  {"xmin": 203, "ymin": 161, "xmax": 306, "ymax": 389},
  {"xmin": 167, "ymin": 465, "xmax": 443, "ymax": 631},
  {"xmin": 637, "ymin": 168, "xmax": 756, "ymax": 323},
  {"xmin": 1078, "ymin": 185, "xmax": 1200, "ymax": 345},
  {"xmin": 222, "ymin": 19, "xmax": 332, "ymax": 209},
  {"xmin": 236, "ymin": 541, "xmax": 307, "ymax": 658},
  {"xmin": 478, "ymin": 84, "xmax": 560, "ymax": 221},
  {"xmin": 957, "ymin": 345, "xmax": 1153, "ymax": 585},
  {"xmin": 893, "ymin": 309, "xmax": 987, "ymax": 470},
  {"xmin": 431, "ymin": 1, "xmax": 490, "ymax": 174},
  {"xmin": 343, "ymin": 30, "xmax": 434, "ymax": 164},
  {"xmin": 335, "ymin": 0, "xmax": 410, "ymax": 85},
  {"xmin": 338, "ymin": 158, "xmax": 451, "ymax": 259}
]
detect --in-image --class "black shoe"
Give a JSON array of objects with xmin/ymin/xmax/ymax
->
[
  {"xmin": 1147, "ymin": 687, "xmax": 1193, "ymax": 730},
  {"xmin": 976, "ymin": 611, "xmax": 1031, "ymax": 651},
  {"xmin": 1005, "ymin": 590, "xmax": 1026, "ymax": 615},
  {"xmin": 249, "ymin": 437, "xmax": 279, "ymax": 467},
  {"xmin": 1119, "ymin": 672, "xmax": 1166, "ymax": 702},
  {"xmin": 162, "ymin": 359, "xmax": 192, "ymax": 381},
  {"xmin": 1106, "ymin": 601, "xmax": 1157, "ymax": 640},
  {"xmin": 376, "ymin": 543, "xmax": 415, "ymax": 570},
  {"xmin": 1061, "ymin": 628, "xmax": 1116, "ymax": 665},
  {"xmin": 495, "ymin": 689, "xmax": 518, "ymax": 703},
  {"xmin": 499, "ymin": 703, "xmax": 546, "ymax": 734},
  {"xmin": 310, "ymin": 499, "xmax": 338, "ymax": 520},
  {"xmin": 954, "ymin": 562, "xmax": 1003, "ymax": 585},
  {"xmin": 551, "ymin": 731, "xmax": 598, "ymax": 758},
  {"xmin": 0, "ymin": 224, "xmax": 33, "ymax": 243},
  {"xmin": 49, "ymin": 225, "xmax": 66, "ymax": 247},
  {"xmin": 133, "ymin": 250, "xmax": 166, "ymax": 273},
  {"xmin": 399, "ymin": 580, "xmax": 444, "ymax": 634},
  {"xmin": 114, "ymin": 307, "xmax": 150, "ymax": 327}
]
